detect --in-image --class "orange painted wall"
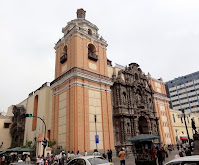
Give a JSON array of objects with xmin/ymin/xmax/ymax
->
[
  {"xmin": 52, "ymin": 25, "xmax": 115, "ymax": 152},
  {"xmin": 149, "ymin": 79, "xmax": 176, "ymax": 144},
  {"xmin": 55, "ymin": 34, "xmax": 108, "ymax": 79}
]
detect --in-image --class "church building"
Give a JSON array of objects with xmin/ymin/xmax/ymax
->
[{"xmin": 7, "ymin": 9, "xmax": 176, "ymax": 153}]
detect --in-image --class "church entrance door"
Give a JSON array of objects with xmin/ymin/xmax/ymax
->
[{"xmin": 138, "ymin": 116, "xmax": 149, "ymax": 134}]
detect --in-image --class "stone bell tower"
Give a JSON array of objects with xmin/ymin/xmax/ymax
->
[{"xmin": 50, "ymin": 9, "xmax": 115, "ymax": 152}]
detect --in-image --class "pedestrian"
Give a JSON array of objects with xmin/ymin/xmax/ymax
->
[
  {"xmin": 61, "ymin": 152, "xmax": 65, "ymax": 165},
  {"xmin": 157, "ymin": 148, "xmax": 163, "ymax": 165},
  {"xmin": 76, "ymin": 150, "xmax": 81, "ymax": 157},
  {"xmin": 25, "ymin": 155, "xmax": 31, "ymax": 163},
  {"xmin": 1, "ymin": 155, "xmax": 5, "ymax": 165},
  {"xmin": 38, "ymin": 156, "xmax": 44, "ymax": 165},
  {"xmin": 93, "ymin": 149, "xmax": 100, "ymax": 156},
  {"xmin": 84, "ymin": 150, "xmax": 87, "ymax": 156},
  {"xmin": 161, "ymin": 147, "xmax": 165, "ymax": 162},
  {"xmin": 182, "ymin": 143, "xmax": 186, "ymax": 151},
  {"xmin": 177, "ymin": 144, "xmax": 179, "ymax": 150},
  {"xmin": 179, "ymin": 149, "xmax": 184, "ymax": 157},
  {"xmin": 172, "ymin": 144, "xmax": 174, "ymax": 150},
  {"xmin": 102, "ymin": 152, "xmax": 107, "ymax": 159},
  {"xmin": 109, "ymin": 149, "xmax": 113, "ymax": 162},
  {"xmin": 185, "ymin": 148, "xmax": 191, "ymax": 156},
  {"xmin": 164, "ymin": 145, "xmax": 168, "ymax": 158},
  {"xmin": 67, "ymin": 151, "xmax": 71, "ymax": 162},
  {"xmin": 70, "ymin": 151, "xmax": 76, "ymax": 160},
  {"xmin": 118, "ymin": 148, "xmax": 125, "ymax": 165}
]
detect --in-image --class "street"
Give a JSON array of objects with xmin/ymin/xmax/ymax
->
[{"xmin": 112, "ymin": 149, "xmax": 178, "ymax": 165}]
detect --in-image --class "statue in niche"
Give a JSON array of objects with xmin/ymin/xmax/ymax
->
[
  {"xmin": 135, "ymin": 90, "xmax": 142, "ymax": 104},
  {"xmin": 123, "ymin": 92, "xmax": 127, "ymax": 105},
  {"xmin": 126, "ymin": 122, "xmax": 131, "ymax": 134},
  {"xmin": 192, "ymin": 118, "xmax": 198, "ymax": 134}
]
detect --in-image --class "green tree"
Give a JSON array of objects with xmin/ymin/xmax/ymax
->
[{"xmin": 48, "ymin": 140, "xmax": 56, "ymax": 148}]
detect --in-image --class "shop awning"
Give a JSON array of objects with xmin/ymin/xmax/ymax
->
[
  {"xmin": 128, "ymin": 134, "xmax": 160, "ymax": 143},
  {"xmin": 180, "ymin": 136, "xmax": 187, "ymax": 140}
]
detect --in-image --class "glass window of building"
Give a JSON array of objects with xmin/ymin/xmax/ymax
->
[{"xmin": 172, "ymin": 114, "xmax": 176, "ymax": 123}]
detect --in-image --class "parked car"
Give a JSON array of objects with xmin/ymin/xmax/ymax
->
[
  {"xmin": 67, "ymin": 156, "xmax": 114, "ymax": 165},
  {"xmin": 165, "ymin": 155, "xmax": 199, "ymax": 165}
]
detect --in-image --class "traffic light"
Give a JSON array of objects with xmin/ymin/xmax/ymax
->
[
  {"xmin": 25, "ymin": 114, "xmax": 32, "ymax": 117},
  {"xmin": 42, "ymin": 138, "xmax": 47, "ymax": 149}
]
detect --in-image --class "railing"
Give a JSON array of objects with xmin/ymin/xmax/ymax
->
[
  {"xmin": 60, "ymin": 54, "xmax": 67, "ymax": 64},
  {"xmin": 88, "ymin": 52, "xmax": 98, "ymax": 61}
]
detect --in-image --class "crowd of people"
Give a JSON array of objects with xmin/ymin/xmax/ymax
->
[{"xmin": 0, "ymin": 154, "xmax": 31, "ymax": 164}]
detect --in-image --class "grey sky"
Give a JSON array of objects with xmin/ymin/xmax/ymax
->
[{"xmin": 0, "ymin": 0, "xmax": 199, "ymax": 111}]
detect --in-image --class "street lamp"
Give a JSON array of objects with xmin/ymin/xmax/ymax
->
[
  {"xmin": 94, "ymin": 115, "xmax": 98, "ymax": 150},
  {"xmin": 179, "ymin": 109, "xmax": 192, "ymax": 151},
  {"xmin": 24, "ymin": 114, "xmax": 47, "ymax": 156}
]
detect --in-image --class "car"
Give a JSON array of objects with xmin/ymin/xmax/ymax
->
[
  {"xmin": 165, "ymin": 155, "xmax": 199, "ymax": 165},
  {"xmin": 67, "ymin": 156, "xmax": 114, "ymax": 165}
]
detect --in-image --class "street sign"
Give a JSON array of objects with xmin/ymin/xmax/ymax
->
[{"xmin": 95, "ymin": 135, "xmax": 99, "ymax": 143}]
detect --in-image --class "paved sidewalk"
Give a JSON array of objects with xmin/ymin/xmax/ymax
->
[{"xmin": 112, "ymin": 149, "xmax": 179, "ymax": 165}]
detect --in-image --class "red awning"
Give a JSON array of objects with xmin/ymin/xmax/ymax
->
[{"xmin": 180, "ymin": 136, "xmax": 187, "ymax": 140}]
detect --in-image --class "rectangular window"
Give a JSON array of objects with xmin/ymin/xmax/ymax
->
[
  {"xmin": 4, "ymin": 123, "xmax": 10, "ymax": 128},
  {"xmin": 181, "ymin": 117, "xmax": 183, "ymax": 123},
  {"xmin": 172, "ymin": 114, "xmax": 176, "ymax": 123},
  {"xmin": 187, "ymin": 117, "xmax": 189, "ymax": 124}
]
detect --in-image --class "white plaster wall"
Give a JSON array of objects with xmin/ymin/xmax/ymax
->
[{"xmin": 0, "ymin": 117, "xmax": 12, "ymax": 150}]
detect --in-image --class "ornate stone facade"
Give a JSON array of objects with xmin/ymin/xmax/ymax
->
[
  {"xmin": 111, "ymin": 63, "xmax": 159, "ymax": 152},
  {"xmin": 10, "ymin": 105, "xmax": 26, "ymax": 147}
]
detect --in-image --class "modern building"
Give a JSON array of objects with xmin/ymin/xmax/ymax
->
[
  {"xmin": 166, "ymin": 71, "xmax": 199, "ymax": 113},
  {"xmin": 148, "ymin": 76, "xmax": 176, "ymax": 144},
  {"xmin": 170, "ymin": 109, "xmax": 199, "ymax": 143}
]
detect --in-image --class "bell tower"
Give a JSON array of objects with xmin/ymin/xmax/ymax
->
[{"xmin": 51, "ymin": 9, "xmax": 115, "ymax": 152}]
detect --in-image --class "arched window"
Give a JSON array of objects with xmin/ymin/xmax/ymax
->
[
  {"xmin": 32, "ymin": 95, "xmax": 38, "ymax": 131},
  {"xmin": 88, "ymin": 29, "xmax": 92, "ymax": 36},
  {"xmin": 60, "ymin": 46, "xmax": 67, "ymax": 64},
  {"xmin": 88, "ymin": 44, "xmax": 98, "ymax": 61}
]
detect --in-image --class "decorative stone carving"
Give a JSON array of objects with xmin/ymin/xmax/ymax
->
[
  {"xmin": 111, "ymin": 63, "xmax": 159, "ymax": 152},
  {"xmin": 10, "ymin": 105, "xmax": 26, "ymax": 147}
]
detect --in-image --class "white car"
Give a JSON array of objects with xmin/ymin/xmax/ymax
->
[
  {"xmin": 67, "ymin": 156, "xmax": 114, "ymax": 165},
  {"xmin": 165, "ymin": 155, "xmax": 199, "ymax": 165}
]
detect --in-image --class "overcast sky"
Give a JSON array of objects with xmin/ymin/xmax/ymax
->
[{"xmin": 0, "ymin": 0, "xmax": 199, "ymax": 112}]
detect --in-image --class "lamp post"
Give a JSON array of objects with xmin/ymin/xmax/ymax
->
[
  {"xmin": 24, "ymin": 114, "xmax": 47, "ymax": 157},
  {"xmin": 180, "ymin": 109, "xmax": 192, "ymax": 151},
  {"xmin": 94, "ymin": 115, "xmax": 98, "ymax": 150}
]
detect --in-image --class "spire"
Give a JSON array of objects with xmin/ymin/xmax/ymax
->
[{"xmin": 76, "ymin": 8, "xmax": 86, "ymax": 19}]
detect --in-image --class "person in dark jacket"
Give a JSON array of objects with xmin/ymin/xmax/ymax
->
[
  {"xmin": 157, "ymin": 148, "xmax": 163, "ymax": 165},
  {"xmin": 107, "ymin": 149, "xmax": 112, "ymax": 162}
]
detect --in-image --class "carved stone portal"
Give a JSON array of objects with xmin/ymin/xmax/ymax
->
[
  {"xmin": 10, "ymin": 105, "xmax": 26, "ymax": 147},
  {"xmin": 111, "ymin": 63, "xmax": 159, "ymax": 153}
]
